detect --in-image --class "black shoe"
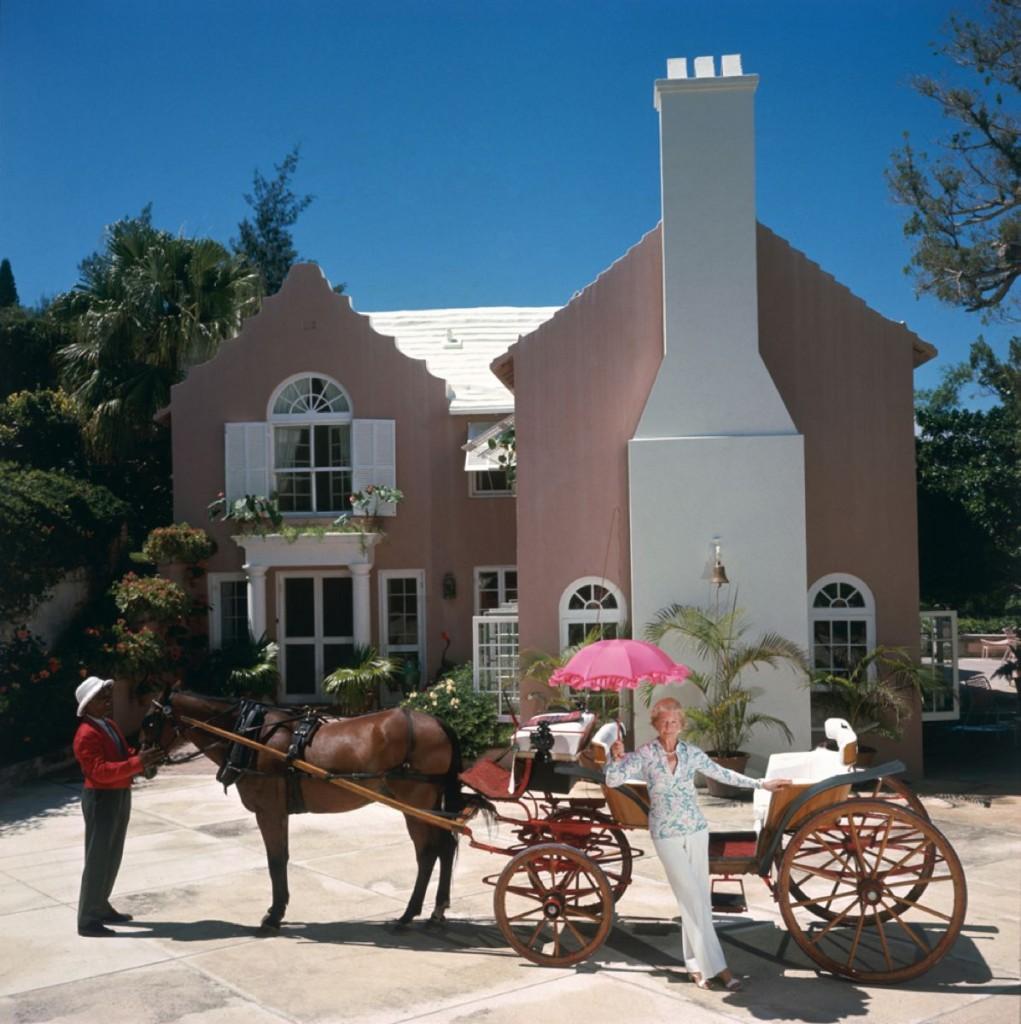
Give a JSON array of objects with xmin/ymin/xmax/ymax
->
[
  {"xmin": 102, "ymin": 909, "xmax": 134, "ymax": 923},
  {"xmin": 78, "ymin": 922, "xmax": 116, "ymax": 937}
]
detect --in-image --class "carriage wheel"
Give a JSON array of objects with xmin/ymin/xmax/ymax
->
[
  {"xmin": 776, "ymin": 800, "xmax": 966, "ymax": 983},
  {"xmin": 782, "ymin": 777, "xmax": 936, "ymax": 923},
  {"xmin": 494, "ymin": 844, "xmax": 614, "ymax": 967},
  {"xmin": 545, "ymin": 808, "xmax": 634, "ymax": 905}
]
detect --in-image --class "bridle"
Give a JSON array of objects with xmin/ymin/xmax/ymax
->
[{"xmin": 140, "ymin": 691, "xmax": 232, "ymax": 766}]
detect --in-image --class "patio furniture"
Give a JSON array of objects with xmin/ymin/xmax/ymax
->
[{"xmin": 951, "ymin": 676, "xmax": 1016, "ymax": 745}]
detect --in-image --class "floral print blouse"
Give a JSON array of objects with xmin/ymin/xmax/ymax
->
[{"xmin": 604, "ymin": 739, "xmax": 762, "ymax": 839}]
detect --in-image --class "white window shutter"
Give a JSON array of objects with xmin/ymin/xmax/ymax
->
[
  {"xmin": 351, "ymin": 418, "xmax": 398, "ymax": 516},
  {"xmin": 224, "ymin": 423, "xmax": 271, "ymax": 505}
]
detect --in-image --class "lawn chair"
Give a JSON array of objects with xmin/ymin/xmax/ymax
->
[{"xmin": 951, "ymin": 675, "xmax": 1016, "ymax": 746}]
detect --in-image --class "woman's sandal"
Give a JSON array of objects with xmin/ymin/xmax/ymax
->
[
  {"xmin": 723, "ymin": 977, "xmax": 745, "ymax": 992},
  {"xmin": 690, "ymin": 973, "xmax": 712, "ymax": 990}
]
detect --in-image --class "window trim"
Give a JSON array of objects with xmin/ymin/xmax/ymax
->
[
  {"xmin": 267, "ymin": 372, "xmax": 353, "ymax": 423},
  {"xmin": 558, "ymin": 576, "xmax": 627, "ymax": 651},
  {"xmin": 808, "ymin": 573, "xmax": 877, "ymax": 682},
  {"xmin": 207, "ymin": 572, "xmax": 249, "ymax": 650},
  {"xmin": 474, "ymin": 565, "xmax": 518, "ymax": 616},
  {"xmin": 466, "ymin": 420, "xmax": 514, "ymax": 498},
  {"xmin": 378, "ymin": 569, "xmax": 427, "ymax": 671}
]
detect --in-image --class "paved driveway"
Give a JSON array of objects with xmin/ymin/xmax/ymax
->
[{"xmin": 1, "ymin": 762, "xmax": 1018, "ymax": 1024}]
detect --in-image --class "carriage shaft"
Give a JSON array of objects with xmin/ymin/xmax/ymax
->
[{"xmin": 178, "ymin": 714, "xmax": 473, "ymax": 836}]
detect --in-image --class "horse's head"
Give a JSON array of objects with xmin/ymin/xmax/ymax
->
[{"xmin": 138, "ymin": 682, "xmax": 181, "ymax": 778}]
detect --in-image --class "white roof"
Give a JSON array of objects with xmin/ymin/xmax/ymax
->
[{"xmin": 365, "ymin": 307, "xmax": 558, "ymax": 414}]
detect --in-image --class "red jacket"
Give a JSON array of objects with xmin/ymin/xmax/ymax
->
[{"xmin": 73, "ymin": 718, "xmax": 143, "ymax": 789}]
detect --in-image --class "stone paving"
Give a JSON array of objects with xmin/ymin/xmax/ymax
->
[{"xmin": 1, "ymin": 757, "xmax": 1018, "ymax": 1024}]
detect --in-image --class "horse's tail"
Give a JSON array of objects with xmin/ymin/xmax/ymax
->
[{"xmin": 435, "ymin": 716, "xmax": 465, "ymax": 815}]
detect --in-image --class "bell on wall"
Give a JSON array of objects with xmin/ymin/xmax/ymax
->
[{"xmin": 709, "ymin": 538, "xmax": 730, "ymax": 586}]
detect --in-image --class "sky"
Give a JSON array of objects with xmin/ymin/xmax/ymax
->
[{"xmin": 1, "ymin": 0, "xmax": 1013, "ymax": 394}]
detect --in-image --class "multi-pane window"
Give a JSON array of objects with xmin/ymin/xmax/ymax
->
[
  {"xmin": 379, "ymin": 571, "xmax": 425, "ymax": 692},
  {"xmin": 475, "ymin": 566, "xmax": 518, "ymax": 614},
  {"xmin": 220, "ymin": 580, "xmax": 249, "ymax": 646},
  {"xmin": 474, "ymin": 614, "xmax": 519, "ymax": 718},
  {"xmin": 270, "ymin": 374, "xmax": 353, "ymax": 514},
  {"xmin": 560, "ymin": 578, "xmax": 626, "ymax": 649},
  {"xmin": 809, "ymin": 576, "xmax": 875, "ymax": 678}
]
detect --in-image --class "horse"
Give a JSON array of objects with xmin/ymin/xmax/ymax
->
[{"xmin": 139, "ymin": 684, "xmax": 468, "ymax": 931}]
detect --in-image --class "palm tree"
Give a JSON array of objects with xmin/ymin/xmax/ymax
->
[
  {"xmin": 644, "ymin": 602, "xmax": 807, "ymax": 758},
  {"xmin": 323, "ymin": 645, "xmax": 398, "ymax": 715},
  {"xmin": 53, "ymin": 210, "xmax": 261, "ymax": 458}
]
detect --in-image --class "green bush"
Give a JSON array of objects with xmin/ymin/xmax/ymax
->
[
  {"xmin": 0, "ymin": 389, "xmax": 85, "ymax": 472},
  {"xmin": 957, "ymin": 615, "xmax": 1020, "ymax": 635},
  {"xmin": 110, "ymin": 572, "xmax": 190, "ymax": 625},
  {"xmin": 0, "ymin": 462, "xmax": 130, "ymax": 620},
  {"xmin": 138, "ymin": 523, "xmax": 217, "ymax": 565},
  {"xmin": 401, "ymin": 675, "xmax": 502, "ymax": 762},
  {"xmin": 0, "ymin": 308, "xmax": 65, "ymax": 399}
]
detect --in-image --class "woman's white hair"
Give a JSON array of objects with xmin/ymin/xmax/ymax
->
[{"xmin": 649, "ymin": 696, "xmax": 685, "ymax": 727}]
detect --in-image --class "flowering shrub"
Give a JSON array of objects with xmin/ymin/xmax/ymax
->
[
  {"xmin": 103, "ymin": 620, "xmax": 166, "ymax": 675},
  {"xmin": 401, "ymin": 675, "xmax": 501, "ymax": 762},
  {"xmin": 0, "ymin": 625, "xmax": 74, "ymax": 765},
  {"xmin": 140, "ymin": 523, "xmax": 216, "ymax": 565},
  {"xmin": 110, "ymin": 573, "xmax": 190, "ymax": 625}
]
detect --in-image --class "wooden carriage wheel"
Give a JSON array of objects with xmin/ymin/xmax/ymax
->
[
  {"xmin": 544, "ymin": 807, "xmax": 634, "ymax": 905},
  {"xmin": 494, "ymin": 844, "xmax": 614, "ymax": 967},
  {"xmin": 776, "ymin": 800, "xmax": 966, "ymax": 983},
  {"xmin": 780, "ymin": 775, "xmax": 936, "ymax": 922}
]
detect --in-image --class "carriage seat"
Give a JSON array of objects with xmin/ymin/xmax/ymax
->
[
  {"xmin": 513, "ymin": 711, "xmax": 598, "ymax": 759},
  {"xmin": 588, "ymin": 722, "xmax": 651, "ymax": 829},
  {"xmin": 752, "ymin": 718, "xmax": 858, "ymax": 833}
]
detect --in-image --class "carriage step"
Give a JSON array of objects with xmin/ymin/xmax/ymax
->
[{"xmin": 711, "ymin": 878, "xmax": 747, "ymax": 913}]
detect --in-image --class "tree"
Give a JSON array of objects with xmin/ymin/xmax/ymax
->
[
  {"xmin": 0, "ymin": 258, "xmax": 18, "ymax": 308},
  {"xmin": 233, "ymin": 147, "xmax": 315, "ymax": 295},
  {"xmin": 0, "ymin": 307, "xmax": 66, "ymax": 398},
  {"xmin": 915, "ymin": 338, "xmax": 1021, "ymax": 614},
  {"xmin": 889, "ymin": 0, "xmax": 1021, "ymax": 320},
  {"xmin": 52, "ymin": 208, "xmax": 261, "ymax": 458}
]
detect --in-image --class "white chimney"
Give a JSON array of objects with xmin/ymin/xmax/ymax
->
[
  {"xmin": 635, "ymin": 53, "xmax": 795, "ymax": 438},
  {"xmin": 627, "ymin": 55, "xmax": 810, "ymax": 762}
]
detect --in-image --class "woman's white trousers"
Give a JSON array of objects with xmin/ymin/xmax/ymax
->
[{"xmin": 654, "ymin": 828, "xmax": 728, "ymax": 979}]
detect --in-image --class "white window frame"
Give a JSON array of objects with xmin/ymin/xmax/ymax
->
[
  {"xmin": 267, "ymin": 372, "xmax": 354, "ymax": 518},
  {"xmin": 920, "ymin": 610, "xmax": 960, "ymax": 722},
  {"xmin": 466, "ymin": 420, "xmax": 513, "ymax": 498},
  {"xmin": 207, "ymin": 572, "xmax": 249, "ymax": 649},
  {"xmin": 474, "ymin": 565, "xmax": 518, "ymax": 615},
  {"xmin": 808, "ymin": 573, "xmax": 877, "ymax": 683},
  {"xmin": 378, "ymin": 569, "xmax": 427, "ymax": 670},
  {"xmin": 558, "ymin": 576, "xmax": 627, "ymax": 651},
  {"xmin": 276, "ymin": 570, "xmax": 354, "ymax": 703},
  {"xmin": 473, "ymin": 612, "xmax": 520, "ymax": 720}
]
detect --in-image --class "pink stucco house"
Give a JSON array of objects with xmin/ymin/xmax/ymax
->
[{"xmin": 166, "ymin": 54, "xmax": 935, "ymax": 773}]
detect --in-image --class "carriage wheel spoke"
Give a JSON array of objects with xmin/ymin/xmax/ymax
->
[
  {"xmin": 525, "ymin": 865, "xmax": 547, "ymax": 897},
  {"xmin": 884, "ymin": 904, "xmax": 931, "ymax": 955},
  {"xmin": 882, "ymin": 875, "xmax": 955, "ymax": 887},
  {"xmin": 808, "ymin": 900, "xmax": 857, "ymax": 944},
  {"xmin": 874, "ymin": 909, "xmax": 894, "ymax": 971},
  {"xmin": 563, "ymin": 916, "xmax": 586, "ymax": 946},
  {"xmin": 789, "ymin": 889, "xmax": 858, "ymax": 910},
  {"xmin": 504, "ymin": 884, "xmax": 545, "ymax": 903},
  {"xmin": 880, "ymin": 891, "xmax": 952, "ymax": 922},
  {"xmin": 506, "ymin": 906, "xmax": 545, "ymax": 923},
  {"xmin": 526, "ymin": 917, "xmax": 548, "ymax": 949},
  {"xmin": 846, "ymin": 910, "xmax": 868, "ymax": 967}
]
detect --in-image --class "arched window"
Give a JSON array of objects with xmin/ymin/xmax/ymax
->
[
  {"xmin": 809, "ymin": 574, "xmax": 876, "ymax": 678},
  {"xmin": 268, "ymin": 373, "xmax": 353, "ymax": 514},
  {"xmin": 559, "ymin": 577, "xmax": 627, "ymax": 650}
]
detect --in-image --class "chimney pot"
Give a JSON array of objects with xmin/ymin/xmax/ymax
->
[
  {"xmin": 721, "ymin": 53, "xmax": 743, "ymax": 76},
  {"xmin": 693, "ymin": 55, "xmax": 715, "ymax": 78},
  {"xmin": 666, "ymin": 57, "xmax": 688, "ymax": 80}
]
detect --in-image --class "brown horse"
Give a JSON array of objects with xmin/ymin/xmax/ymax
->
[{"xmin": 139, "ymin": 685, "xmax": 466, "ymax": 930}]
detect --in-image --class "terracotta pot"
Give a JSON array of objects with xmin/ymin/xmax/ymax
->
[{"xmin": 704, "ymin": 752, "xmax": 751, "ymax": 799}]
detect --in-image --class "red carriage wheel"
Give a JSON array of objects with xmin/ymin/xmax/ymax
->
[
  {"xmin": 776, "ymin": 800, "xmax": 966, "ymax": 983},
  {"xmin": 545, "ymin": 807, "xmax": 634, "ymax": 905},
  {"xmin": 494, "ymin": 844, "xmax": 614, "ymax": 967}
]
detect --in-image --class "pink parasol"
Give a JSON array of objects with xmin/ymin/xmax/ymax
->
[{"xmin": 548, "ymin": 639, "xmax": 690, "ymax": 692}]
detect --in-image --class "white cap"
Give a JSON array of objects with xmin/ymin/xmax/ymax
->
[{"xmin": 75, "ymin": 676, "xmax": 113, "ymax": 717}]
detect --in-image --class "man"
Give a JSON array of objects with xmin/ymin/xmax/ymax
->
[{"xmin": 73, "ymin": 676, "xmax": 161, "ymax": 937}]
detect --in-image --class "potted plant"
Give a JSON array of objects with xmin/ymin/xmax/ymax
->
[
  {"xmin": 207, "ymin": 493, "xmax": 284, "ymax": 534},
  {"xmin": 811, "ymin": 646, "xmax": 941, "ymax": 764},
  {"xmin": 323, "ymin": 644, "xmax": 398, "ymax": 715},
  {"xmin": 347, "ymin": 484, "xmax": 404, "ymax": 533},
  {"xmin": 199, "ymin": 633, "xmax": 281, "ymax": 700},
  {"xmin": 644, "ymin": 602, "xmax": 806, "ymax": 797}
]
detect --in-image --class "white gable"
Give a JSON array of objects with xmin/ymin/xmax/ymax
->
[{"xmin": 365, "ymin": 307, "xmax": 558, "ymax": 414}]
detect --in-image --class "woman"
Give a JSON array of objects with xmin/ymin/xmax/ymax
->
[{"xmin": 605, "ymin": 696, "xmax": 790, "ymax": 991}]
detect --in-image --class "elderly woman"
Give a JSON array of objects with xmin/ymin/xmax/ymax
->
[{"xmin": 606, "ymin": 696, "xmax": 790, "ymax": 991}]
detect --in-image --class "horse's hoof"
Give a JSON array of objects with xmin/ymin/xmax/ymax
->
[
  {"xmin": 260, "ymin": 914, "xmax": 282, "ymax": 930},
  {"xmin": 424, "ymin": 916, "xmax": 447, "ymax": 930},
  {"xmin": 391, "ymin": 917, "xmax": 412, "ymax": 932}
]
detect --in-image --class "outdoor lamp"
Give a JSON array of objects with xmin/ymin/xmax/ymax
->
[{"xmin": 442, "ymin": 572, "xmax": 457, "ymax": 599}]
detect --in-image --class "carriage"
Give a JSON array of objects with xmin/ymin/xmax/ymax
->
[{"xmin": 154, "ymin": 694, "xmax": 966, "ymax": 985}]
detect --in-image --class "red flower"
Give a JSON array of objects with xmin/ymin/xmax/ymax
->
[
  {"xmin": 48, "ymin": 658, "xmax": 60, "ymax": 672},
  {"xmin": 39, "ymin": 669, "xmax": 50, "ymax": 679},
  {"xmin": 441, "ymin": 632, "xmax": 450, "ymax": 643}
]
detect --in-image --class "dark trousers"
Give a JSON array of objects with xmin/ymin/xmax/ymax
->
[{"xmin": 78, "ymin": 787, "xmax": 131, "ymax": 927}]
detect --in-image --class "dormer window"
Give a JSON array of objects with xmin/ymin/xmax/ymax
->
[{"xmin": 269, "ymin": 374, "xmax": 353, "ymax": 514}]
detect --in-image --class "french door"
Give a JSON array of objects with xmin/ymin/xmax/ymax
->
[{"xmin": 278, "ymin": 571, "xmax": 355, "ymax": 701}]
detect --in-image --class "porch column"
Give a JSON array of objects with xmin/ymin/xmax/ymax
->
[
  {"xmin": 244, "ymin": 564, "xmax": 268, "ymax": 639},
  {"xmin": 351, "ymin": 564, "xmax": 372, "ymax": 647}
]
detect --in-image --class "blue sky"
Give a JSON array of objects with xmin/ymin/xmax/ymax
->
[{"xmin": 1, "ymin": 0, "xmax": 1011, "ymax": 393}]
